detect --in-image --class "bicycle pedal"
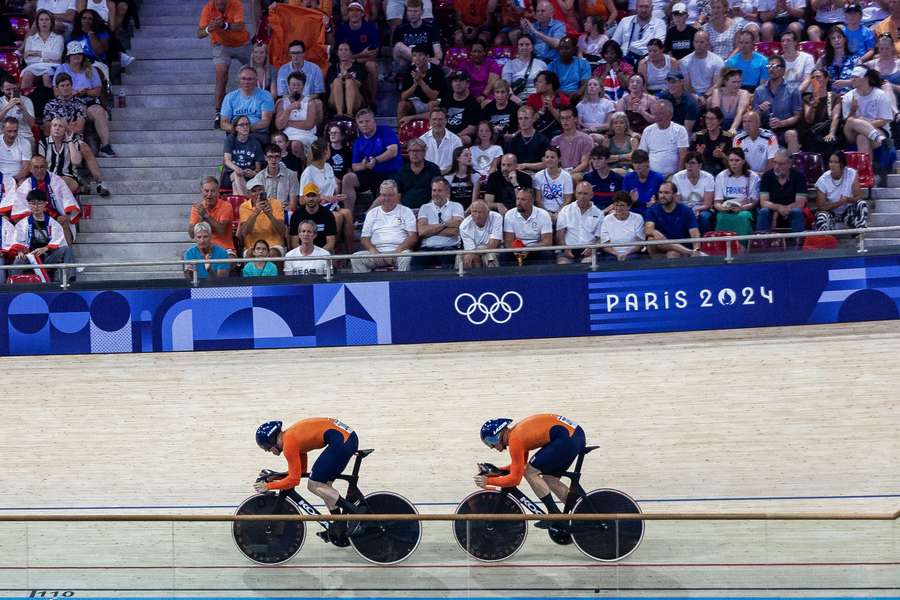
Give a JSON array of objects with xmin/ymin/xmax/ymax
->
[{"xmin": 316, "ymin": 530, "xmax": 330, "ymax": 543}]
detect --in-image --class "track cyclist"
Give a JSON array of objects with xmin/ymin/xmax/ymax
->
[{"xmin": 476, "ymin": 414, "xmax": 587, "ymax": 533}]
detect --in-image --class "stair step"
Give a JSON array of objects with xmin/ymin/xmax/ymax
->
[
  {"xmin": 141, "ymin": 5, "xmax": 211, "ymax": 17},
  {"xmin": 872, "ymin": 198, "xmax": 900, "ymax": 212},
  {"xmin": 864, "ymin": 238, "xmax": 900, "ymax": 247},
  {"xmin": 122, "ymin": 70, "xmax": 235, "ymax": 85},
  {"xmin": 110, "ymin": 119, "xmax": 214, "ymax": 131},
  {"xmin": 78, "ymin": 231, "xmax": 190, "ymax": 243},
  {"xmin": 124, "ymin": 59, "xmax": 214, "ymax": 75},
  {"xmin": 101, "ymin": 165, "xmax": 219, "ymax": 180},
  {"xmin": 86, "ymin": 181, "xmax": 203, "ymax": 196},
  {"xmin": 83, "ymin": 192, "xmax": 198, "ymax": 205},
  {"xmin": 80, "ymin": 270, "xmax": 185, "ymax": 282},
  {"xmin": 859, "ymin": 228, "xmax": 900, "ymax": 238},
  {"xmin": 112, "ymin": 107, "xmax": 217, "ymax": 119},
  {"xmin": 139, "ymin": 15, "xmax": 205, "ymax": 25},
  {"xmin": 79, "ymin": 218, "xmax": 190, "ymax": 233},
  {"xmin": 113, "ymin": 83, "xmax": 216, "ymax": 95},
  {"xmin": 124, "ymin": 94, "xmax": 216, "ymax": 109},
  {"xmin": 97, "ymin": 156, "xmax": 221, "ymax": 168},
  {"xmin": 128, "ymin": 45, "xmax": 213, "ymax": 59},
  {"xmin": 86, "ymin": 204, "xmax": 191, "ymax": 220},
  {"xmin": 104, "ymin": 142, "xmax": 223, "ymax": 157},
  {"xmin": 135, "ymin": 25, "xmax": 200, "ymax": 35},
  {"xmin": 868, "ymin": 214, "xmax": 900, "ymax": 226},
  {"xmin": 870, "ymin": 187, "xmax": 900, "ymax": 199},
  {"xmin": 110, "ymin": 129, "xmax": 223, "ymax": 143},
  {"xmin": 76, "ymin": 241, "xmax": 193, "ymax": 260}
]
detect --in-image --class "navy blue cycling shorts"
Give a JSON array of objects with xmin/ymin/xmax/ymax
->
[
  {"xmin": 529, "ymin": 425, "xmax": 586, "ymax": 474},
  {"xmin": 310, "ymin": 429, "xmax": 359, "ymax": 483}
]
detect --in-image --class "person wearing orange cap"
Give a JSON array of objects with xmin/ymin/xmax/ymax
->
[{"xmin": 288, "ymin": 182, "xmax": 337, "ymax": 254}]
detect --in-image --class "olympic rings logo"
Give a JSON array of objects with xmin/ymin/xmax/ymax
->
[{"xmin": 454, "ymin": 292, "xmax": 524, "ymax": 325}]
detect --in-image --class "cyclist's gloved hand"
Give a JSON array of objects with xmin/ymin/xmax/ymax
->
[
  {"xmin": 478, "ymin": 462, "xmax": 504, "ymax": 475},
  {"xmin": 474, "ymin": 475, "xmax": 488, "ymax": 488},
  {"xmin": 253, "ymin": 481, "xmax": 269, "ymax": 494}
]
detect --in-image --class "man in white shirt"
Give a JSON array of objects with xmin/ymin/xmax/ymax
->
[
  {"xmin": 284, "ymin": 219, "xmax": 331, "ymax": 276},
  {"xmin": 416, "ymin": 177, "xmax": 465, "ymax": 268},
  {"xmin": 352, "ymin": 179, "xmax": 419, "ymax": 272},
  {"xmin": 638, "ymin": 99, "xmax": 689, "ymax": 177},
  {"xmin": 0, "ymin": 118, "xmax": 31, "ymax": 186},
  {"xmin": 459, "ymin": 199, "xmax": 503, "ymax": 268},
  {"xmin": 275, "ymin": 40, "xmax": 325, "ymax": 98},
  {"xmin": 611, "ymin": 0, "xmax": 667, "ymax": 63},
  {"xmin": 733, "ymin": 111, "xmax": 778, "ymax": 175},
  {"xmin": 680, "ymin": 31, "xmax": 723, "ymax": 101},
  {"xmin": 503, "ymin": 187, "xmax": 553, "ymax": 263},
  {"xmin": 556, "ymin": 181, "xmax": 603, "ymax": 264},
  {"xmin": 420, "ymin": 107, "xmax": 462, "ymax": 175},
  {"xmin": 0, "ymin": 79, "xmax": 36, "ymax": 147}
]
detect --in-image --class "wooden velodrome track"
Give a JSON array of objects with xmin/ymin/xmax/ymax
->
[{"xmin": 0, "ymin": 321, "xmax": 898, "ymax": 597}]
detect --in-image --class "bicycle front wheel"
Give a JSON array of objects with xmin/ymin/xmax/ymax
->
[
  {"xmin": 453, "ymin": 490, "xmax": 527, "ymax": 562},
  {"xmin": 232, "ymin": 493, "xmax": 306, "ymax": 565}
]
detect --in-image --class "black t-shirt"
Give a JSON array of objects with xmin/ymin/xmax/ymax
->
[
  {"xmin": 665, "ymin": 25, "xmax": 697, "ymax": 60},
  {"xmin": 288, "ymin": 205, "xmax": 337, "ymax": 247},
  {"xmin": 327, "ymin": 144, "xmax": 353, "ymax": 180},
  {"xmin": 225, "ymin": 135, "xmax": 264, "ymax": 172},
  {"xmin": 504, "ymin": 131, "xmax": 549, "ymax": 165},
  {"xmin": 446, "ymin": 172, "xmax": 475, "ymax": 209},
  {"xmin": 401, "ymin": 63, "xmax": 447, "ymax": 103},
  {"xmin": 395, "ymin": 160, "xmax": 442, "ymax": 209},
  {"xmin": 484, "ymin": 170, "xmax": 533, "ymax": 209},
  {"xmin": 391, "ymin": 22, "xmax": 441, "ymax": 52},
  {"xmin": 691, "ymin": 129, "xmax": 733, "ymax": 176},
  {"xmin": 29, "ymin": 218, "xmax": 49, "ymax": 251},
  {"xmin": 481, "ymin": 100, "xmax": 519, "ymax": 136},
  {"xmin": 760, "ymin": 168, "xmax": 808, "ymax": 206},
  {"xmin": 324, "ymin": 61, "xmax": 368, "ymax": 90},
  {"xmin": 441, "ymin": 94, "xmax": 482, "ymax": 135}
]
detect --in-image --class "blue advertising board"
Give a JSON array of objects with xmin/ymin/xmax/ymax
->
[{"xmin": 1, "ymin": 253, "xmax": 899, "ymax": 356}]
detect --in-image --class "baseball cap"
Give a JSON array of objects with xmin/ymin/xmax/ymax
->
[
  {"xmin": 66, "ymin": 41, "xmax": 84, "ymax": 55},
  {"xmin": 450, "ymin": 71, "xmax": 470, "ymax": 81},
  {"xmin": 303, "ymin": 182, "xmax": 320, "ymax": 196},
  {"xmin": 850, "ymin": 66, "xmax": 868, "ymax": 78},
  {"xmin": 672, "ymin": 2, "xmax": 687, "ymax": 13},
  {"xmin": 666, "ymin": 70, "xmax": 684, "ymax": 81},
  {"xmin": 347, "ymin": 1, "xmax": 364, "ymax": 11},
  {"xmin": 845, "ymin": 3, "xmax": 862, "ymax": 12},
  {"xmin": 411, "ymin": 43, "xmax": 431, "ymax": 55}
]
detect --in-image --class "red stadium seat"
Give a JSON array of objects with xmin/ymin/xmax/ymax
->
[
  {"xmin": 843, "ymin": 151, "xmax": 875, "ymax": 188},
  {"xmin": 798, "ymin": 41, "xmax": 825, "ymax": 62},
  {"xmin": 79, "ymin": 203, "xmax": 92, "ymax": 220},
  {"xmin": 754, "ymin": 41, "xmax": 782, "ymax": 57},
  {"xmin": 398, "ymin": 118, "xmax": 430, "ymax": 154},
  {"xmin": 7, "ymin": 16, "xmax": 29, "ymax": 41},
  {"xmin": 748, "ymin": 236, "xmax": 787, "ymax": 252},
  {"xmin": 802, "ymin": 234, "xmax": 838, "ymax": 251},
  {"xmin": 443, "ymin": 47, "xmax": 468, "ymax": 71},
  {"xmin": 700, "ymin": 231, "xmax": 742, "ymax": 256},
  {"xmin": 790, "ymin": 151, "xmax": 824, "ymax": 187},
  {"xmin": 7, "ymin": 274, "xmax": 42, "ymax": 284}
]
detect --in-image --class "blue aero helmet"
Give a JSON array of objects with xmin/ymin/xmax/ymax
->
[
  {"xmin": 256, "ymin": 421, "xmax": 283, "ymax": 451},
  {"xmin": 480, "ymin": 418, "xmax": 513, "ymax": 448}
]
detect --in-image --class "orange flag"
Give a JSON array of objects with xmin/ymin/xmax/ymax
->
[{"xmin": 267, "ymin": 4, "xmax": 329, "ymax": 73}]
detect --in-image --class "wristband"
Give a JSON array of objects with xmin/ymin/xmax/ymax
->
[{"xmin": 223, "ymin": 22, "xmax": 230, "ymax": 30}]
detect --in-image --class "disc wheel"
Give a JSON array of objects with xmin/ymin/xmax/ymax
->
[
  {"xmin": 570, "ymin": 488, "xmax": 644, "ymax": 561},
  {"xmin": 232, "ymin": 493, "xmax": 306, "ymax": 565},
  {"xmin": 348, "ymin": 491, "xmax": 422, "ymax": 565},
  {"xmin": 453, "ymin": 490, "xmax": 527, "ymax": 562}
]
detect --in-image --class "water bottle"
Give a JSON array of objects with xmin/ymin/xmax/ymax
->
[{"xmin": 116, "ymin": 89, "xmax": 126, "ymax": 108}]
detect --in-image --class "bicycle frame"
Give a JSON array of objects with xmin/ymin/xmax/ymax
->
[{"xmin": 494, "ymin": 447, "xmax": 594, "ymax": 515}]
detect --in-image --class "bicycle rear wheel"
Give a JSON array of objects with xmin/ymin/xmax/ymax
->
[
  {"xmin": 570, "ymin": 488, "xmax": 643, "ymax": 562},
  {"xmin": 349, "ymin": 491, "xmax": 422, "ymax": 565},
  {"xmin": 232, "ymin": 493, "xmax": 306, "ymax": 565},
  {"xmin": 453, "ymin": 490, "xmax": 527, "ymax": 562}
]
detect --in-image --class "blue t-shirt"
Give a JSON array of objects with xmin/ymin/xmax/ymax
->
[
  {"xmin": 52, "ymin": 63, "xmax": 102, "ymax": 93},
  {"xmin": 184, "ymin": 244, "xmax": 231, "ymax": 279},
  {"xmin": 645, "ymin": 202, "xmax": 698, "ymax": 240},
  {"xmin": 336, "ymin": 20, "xmax": 380, "ymax": 55},
  {"xmin": 622, "ymin": 170, "xmax": 665, "ymax": 215},
  {"xmin": 533, "ymin": 19, "xmax": 566, "ymax": 62},
  {"xmin": 276, "ymin": 61, "xmax": 326, "ymax": 97},
  {"xmin": 68, "ymin": 33, "xmax": 110, "ymax": 64},
  {"xmin": 221, "ymin": 88, "xmax": 275, "ymax": 125},
  {"xmin": 583, "ymin": 169, "xmax": 624, "ymax": 209},
  {"xmin": 844, "ymin": 25, "xmax": 875, "ymax": 57},
  {"xmin": 352, "ymin": 125, "xmax": 404, "ymax": 173},
  {"xmin": 724, "ymin": 52, "xmax": 769, "ymax": 87},
  {"xmin": 548, "ymin": 56, "xmax": 592, "ymax": 94}
]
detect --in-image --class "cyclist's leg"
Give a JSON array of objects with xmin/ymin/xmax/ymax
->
[
  {"xmin": 543, "ymin": 426, "xmax": 585, "ymax": 504},
  {"xmin": 528, "ymin": 426, "xmax": 585, "ymax": 527},
  {"xmin": 308, "ymin": 430, "xmax": 359, "ymax": 511}
]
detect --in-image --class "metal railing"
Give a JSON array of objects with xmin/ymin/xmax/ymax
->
[{"xmin": 3, "ymin": 225, "xmax": 898, "ymax": 290}]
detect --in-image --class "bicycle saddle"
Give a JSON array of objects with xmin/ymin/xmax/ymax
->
[
  {"xmin": 477, "ymin": 462, "xmax": 510, "ymax": 476},
  {"xmin": 356, "ymin": 448, "xmax": 375, "ymax": 458}
]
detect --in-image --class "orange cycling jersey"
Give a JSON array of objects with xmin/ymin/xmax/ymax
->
[
  {"xmin": 266, "ymin": 418, "xmax": 353, "ymax": 491},
  {"xmin": 486, "ymin": 413, "xmax": 578, "ymax": 488}
]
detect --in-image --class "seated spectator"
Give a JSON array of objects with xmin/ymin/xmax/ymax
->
[
  {"xmin": 247, "ymin": 42, "xmax": 276, "ymax": 96},
  {"xmin": 638, "ymin": 99, "xmax": 689, "ymax": 178},
  {"xmin": 326, "ymin": 41, "xmax": 367, "ymax": 118},
  {"xmin": 725, "ymin": 31, "xmax": 769, "ymax": 91},
  {"xmin": 734, "ymin": 111, "xmax": 778, "ymax": 176},
  {"xmin": 671, "ymin": 150, "xmax": 715, "ymax": 233},
  {"xmin": 297, "ymin": 140, "xmax": 353, "ymax": 251},
  {"xmin": 0, "ymin": 77, "xmax": 37, "ymax": 149},
  {"xmin": 484, "ymin": 153, "xmax": 532, "ymax": 214},
  {"xmin": 459, "ymin": 199, "xmax": 502, "ymax": 268},
  {"xmin": 594, "ymin": 39, "xmax": 632, "ymax": 102},
  {"xmin": 446, "ymin": 146, "xmax": 480, "ymax": 209},
  {"xmin": 421, "ymin": 107, "xmax": 463, "ymax": 175},
  {"xmin": 583, "ymin": 146, "xmax": 623, "ymax": 209},
  {"xmin": 480, "ymin": 80, "xmax": 519, "ymax": 138},
  {"xmin": 578, "ymin": 16, "xmax": 611, "ymax": 67},
  {"xmin": 471, "ymin": 121, "xmax": 503, "ymax": 179},
  {"xmin": 335, "ymin": 1, "xmax": 380, "ymax": 103},
  {"xmin": 21, "ymin": 10, "xmax": 64, "ymax": 90},
  {"xmin": 599, "ymin": 190, "xmax": 645, "ymax": 260},
  {"xmin": 843, "ymin": 3, "xmax": 876, "ymax": 63},
  {"xmin": 4, "ymin": 155, "xmax": 79, "ymax": 239},
  {"xmin": 842, "ymin": 67, "xmax": 892, "ymax": 162},
  {"xmin": 874, "ymin": 4, "xmax": 900, "ymax": 56},
  {"xmin": 656, "ymin": 71, "xmax": 698, "ymax": 135},
  {"xmin": 458, "ymin": 40, "xmax": 501, "ymax": 103},
  {"xmin": 752, "ymin": 55, "xmax": 802, "ymax": 153},
  {"xmin": 503, "ymin": 187, "xmax": 553, "ymax": 263},
  {"xmin": 615, "ymin": 73, "xmax": 656, "ymax": 134},
  {"xmin": 394, "ymin": 137, "xmax": 442, "ymax": 210},
  {"xmin": 691, "ymin": 107, "xmax": 732, "ymax": 176},
  {"xmin": 352, "ymin": 179, "xmax": 418, "ymax": 272},
  {"xmin": 866, "ymin": 34, "xmax": 900, "ymax": 96},
  {"xmin": 638, "ymin": 39, "xmax": 678, "ymax": 95},
  {"xmin": 189, "ymin": 176, "xmax": 236, "ymax": 256},
  {"xmin": 70, "ymin": 10, "xmax": 111, "ymax": 66},
  {"xmin": 801, "ymin": 68, "xmax": 842, "ymax": 155},
  {"xmin": 576, "ymin": 77, "xmax": 616, "ymax": 140},
  {"xmin": 40, "ymin": 117, "xmax": 108, "ymax": 196},
  {"xmin": 325, "ymin": 123, "xmax": 353, "ymax": 187},
  {"xmin": 220, "ymin": 65, "xmax": 274, "ymax": 141},
  {"xmin": 36, "ymin": 0, "xmax": 77, "ymax": 36},
  {"xmin": 285, "ymin": 219, "xmax": 332, "ymax": 275},
  {"xmin": 53, "ymin": 42, "xmax": 114, "ymax": 156},
  {"xmin": 288, "ymin": 183, "xmax": 337, "ymax": 254},
  {"xmin": 237, "ymin": 182, "xmax": 287, "ymax": 257},
  {"xmin": 611, "ymin": 0, "xmax": 666, "ymax": 65},
  {"xmin": 551, "ymin": 107, "xmax": 592, "ymax": 175},
  {"xmin": 757, "ymin": 149, "xmax": 808, "ymax": 236},
  {"xmin": 602, "ymin": 111, "xmax": 641, "ymax": 171},
  {"xmin": 271, "ymin": 131, "xmax": 303, "ymax": 174},
  {"xmin": 819, "ymin": 26, "xmax": 859, "ymax": 94},
  {"xmin": 276, "ymin": 40, "xmax": 325, "ymax": 99},
  {"xmin": 505, "ymin": 105, "xmax": 550, "ymax": 172},
  {"xmin": 416, "ymin": 177, "xmax": 465, "ymax": 268},
  {"xmin": 555, "ymin": 180, "xmax": 603, "ymax": 264},
  {"xmin": 702, "ymin": 0, "xmax": 742, "ymax": 59},
  {"xmin": 622, "ymin": 149, "xmax": 664, "ymax": 216},
  {"xmin": 814, "ymin": 151, "xmax": 866, "ymax": 231},
  {"xmin": 759, "ymin": 0, "xmax": 805, "ymax": 44},
  {"xmin": 709, "ymin": 68, "xmax": 751, "ymax": 134},
  {"xmin": 274, "ymin": 71, "xmax": 322, "ymax": 155},
  {"xmin": 713, "ymin": 147, "xmax": 760, "ymax": 238},
  {"xmin": 197, "ymin": 0, "xmax": 251, "ymax": 128},
  {"xmin": 7, "ymin": 189, "xmax": 75, "ymax": 282},
  {"xmin": 780, "ymin": 31, "xmax": 815, "ymax": 88},
  {"xmin": 533, "ymin": 146, "xmax": 573, "ymax": 214},
  {"xmin": 665, "ymin": 3, "xmax": 696, "ymax": 60},
  {"xmin": 242, "ymin": 239, "xmax": 278, "ymax": 277},
  {"xmin": 249, "ymin": 143, "xmax": 299, "ymax": 213},
  {"xmin": 397, "ymin": 44, "xmax": 447, "ymax": 123},
  {"xmin": 502, "ymin": 36, "xmax": 549, "ymax": 103},
  {"xmin": 644, "ymin": 180, "xmax": 702, "ymax": 258},
  {"xmin": 441, "ymin": 72, "xmax": 481, "ymax": 146},
  {"xmin": 0, "ymin": 118, "xmax": 32, "ymax": 186},
  {"xmin": 43, "ymin": 73, "xmax": 85, "ymax": 134},
  {"xmin": 391, "ymin": 0, "xmax": 441, "ymax": 70},
  {"xmin": 680, "ymin": 31, "xmax": 723, "ymax": 102},
  {"xmin": 343, "ymin": 108, "xmax": 402, "ymax": 214},
  {"xmin": 223, "ymin": 115, "xmax": 264, "ymax": 196},
  {"xmin": 522, "ymin": 1, "xmax": 565, "ymax": 63},
  {"xmin": 184, "ymin": 221, "xmax": 231, "ymax": 280},
  {"xmin": 527, "ymin": 70, "xmax": 569, "ymax": 138},
  {"xmin": 548, "ymin": 36, "xmax": 591, "ymax": 99}
]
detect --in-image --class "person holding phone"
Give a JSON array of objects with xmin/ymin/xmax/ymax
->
[{"xmin": 237, "ymin": 183, "xmax": 287, "ymax": 258}]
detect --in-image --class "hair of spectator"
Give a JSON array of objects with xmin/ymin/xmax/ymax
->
[
  {"xmin": 517, "ymin": 104, "xmax": 536, "ymax": 117},
  {"xmin": 768, "ymin": 55, "xmax": 785, "ymax": 68},
  {"xmin": 288, "ymin": 39, "xmax": 306, "ymax": 52},
  {"xmin": 407, "ymin": 137, "xmax": 427, "ymax": 151},
  {"xmin": 431, "ymin": 176, "xmax": 451, "ymax": 191},
  {"xmin": 737, "ymin": 30, "xmax": 754, "ymax": 42},
  {"xmin": 774, "ymin": 148, "xmax": 791, "ymax": 161},
  {"xmin": 600, "ymin": 39, "xmax": 623, "ymax": 60},
  {"xmin": 26, "ymin": 189, "xmax": 48, "ymax": 203},
  {"xmin": 658, "ymin": 180, "xmax": 676, "ymax": 194},
  {"xmin": 591, "ymin": 145, "xmax": 611, "ymax": 159},
  {"xmin": 477, "ymin": 120, "xmax": 496, "ymax": 143},
  {"xmin": 31, "ymin": 154, "xmax": 46, "ymax": 162},
  {"xmin": 239, "ymin": 64, "xmax": 257, "ymax": 78},
  {"xmin": 265, "ymin": 143, "xmax": 282, "ymax": 156},
  {"xmin": 516, "ymin": 186, "xmax": 536, "ymax": 201},
  {"xmin": 429, "ymin": 106, "xmax": 448, "ymax": 119},
  {"xmin": 471, "ymin": 39, "xmax": 487, "ymax": 51},
  {"xmin": 54, "ymin": 72, "xmax": 73, "ymax": 86},
  {"xmin": 502, "ymin": 152, "xmax": 518, "ymax": 164},
  {"xmin": 193, "ymin": 221, "xmax": 213, "ymax": 236},
  {"xmin": 612, "ymin": 190, "xmax": 633, "ymax": 206},
  {"xmin": 0, "ymin": 72, "xmax": 15, "ymax": 86},
  {"xmin": 287, "ymin": 70, "xmax": 307, "ymax": 84},
  {"xmin": 470, "ymin": 198, "xmax": 488, "ymax": 211},
  {"xmin": 380, "ymin": 179, "xmax": 399, "ymax": 193},
  {"xmin": 560, "ymin": 35, "xmax": 577, "ymax": 47},
  {"xmin": 585, "ymin": 15, "xmax": 605, "ymax": 34},
  {"xmin": 780, "ymin": 30, "xmax": 797, "ymax": 42},
  {"xmin": 31, "ymin": 9, "xmax": 57, "ymax": 34},
  {"xmin": 832, "ymin": 151, "xmax": 848, "ymax": 169},
  {"xmin": 823, "ymin": 25, "xmax": 848, "ymax": 66},
  {"xmin": 684, "ymin": 150, "xmax": 703, "ymax": 164},
  {"xmin": 73, "ymin": 8, "xmax": 110, "ymax": 37},
  {"xmin": 406, "ymin": 0, "xmax": 423, "ymax": 8},
  {"xmin": 629, "ymin": 72, "xmax": 646, "ymax": 86},
  {"xmin": 298, "ymin": 219, "xmax": 318, "ymax": 232},
  {"xmin": 545, "ymin": 145, "xmax": 561, "ymax": 160},
  {"xmin": 861, "ymin": 68, "xmax": 883, "ymax": 88},
  {"xmin": 809, "ymin": 67, "xmax": 829, "ymax": 83},
  {"xmin": 536, "ymin": 70, "xmax": 560, "ymax": 91},
  {"xmin": 308, "ymin": 139, "xmax": 328, "ymax": 160},
  {"xmin": 50, "ymin": 117, "xmax": 68, "ymax": 129},
  {"xmin": 704, "ymin": 106, "xmax": 725, "ymax": 122},
  {"xmin": 631, "ymin": 149, "xmax": 650, "ymax": 164},
  {"xmin": 448, "ymin": 145, "xmax": 471, "ymax": 175},
  {"xmin": 3, "ymin": 116, "xmax": 18, "ymax": 127},
  {"xmin": 647, "ymin": 38, "xmax": 664, "ymax": 49},
  {"xmin": 609, "ymin": 111, "xmax": 633, "ymax": 134},
  {"xmin": 559, "ymin": 106, "xmax": 576, "ymax": 119},
  {"xmin": 253, "ymin": 239, "xmax": 271, "ymax": 252},
  {"xmin": 355, "ymin": 107, "xmax": 375, "ymax": 121},
  {"xmin": 728, "ymin": 147, "xmax": 750, "ymax": 176},
  {"xmin": 720, "ymin": 68, "xmax": 742, "ymax": 85},
  {"xmin": 655, "ymin": 99, "xmax": 673, "ymax": 114},
  {"xmin": 493, "ymin": 79, "xmax": 511, "ymax": 92},
  {"xmin": 233, "ymin": 115, "xmax": 252, "ymax": 127},
  {"xmin": 200, "ymin": 176, "xmax": 220, "ymax": 188}
]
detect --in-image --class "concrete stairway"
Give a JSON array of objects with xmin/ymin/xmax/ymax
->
[{"xmin": 868, "ymin": 173, "xmax": 900, "ymax": 248}]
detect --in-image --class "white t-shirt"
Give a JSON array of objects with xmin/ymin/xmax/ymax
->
[
  {"xmin": 37, "ymin": 0, "xmax": 76, "ymax": 14},
  {"xmin": 284, "ymin": 245, "xmax": 330, "ymax": 275},
  {"xmin": 576, "ymin": 97, "xmax": 617, "ymax": 128},
  {"xmin": 680, "ymin": 52, "xmax": 724, "ymax": 95},
  {"xmin": 417, "ymin": 199, "xmax": 465, "ymax": 248},
  {"xmin": 842, "ymin": 88, "xmax": 894, "ymax": 123},
  {"xmin": 671, "ymin": 169, "xmax": 716, "ymax": 209},
  {"xmin": 600, "ymin": 212, "xmax": 646, "ymax": 255},
  {"xmin": 23, "ymin": 32, "xmax": 64, "ymax": 66},
  {"xmin": 299, "ymin": 162, "xmax": 336, "ymax": 198},
  {"xmin": 503, "ymin": 206, "xmax": 553, "ymax": 246},
  {"xmin": 714, "ymin": 170, "xmax": 761, "ymax": 202},
  {"xmin": 0, "ymin": 97, "xmax": 36, "ymax": 141},
  {"xmin": 815, "ymin": 167, "xmax": 858, "ymax": 215},
  {"xmin": 532, "ymin": 168, "xmax": 574, "ymax": 213},
  {"xmin": 0, "ymin": 136, "xmax": 31, "ymax": 182},
  {"xmin": 460, "ymin": 211, "xmax": 503, "ymax": 250},
  {"xmin": 783, "ymin": 52, "xmax": 815, "ymax": 86},
  {"xmin": 420, "ymin": 129, "xmax": 463, "ymax": 173},
  {"xmin": 638, "ymin": 122, "xmax": 689, "ymax": 177},
  {"xmin": 733, "ymin": 130, "xmax": 778, "ymax": 174},
  {"xmin": 501, "ymin": 57, "xmax": 549, "ymax": 96},
  {"xmin": 471, "ymin": 145, "xmax": 503, "ymax": 177},
  {"xmin": 361, "ymin": 204, "xmax": 418, "ymax": 251},
  {"xmin": 556, "ymin": 201, "xmax": 604, "ymax": 246}
]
